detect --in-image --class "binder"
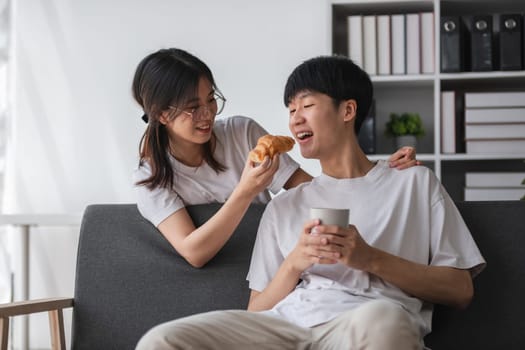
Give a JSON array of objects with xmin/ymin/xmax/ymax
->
[
  {"xmin": 464, "ymin": 187, "xmax": 525, "ymax": 201},
  {"xmin": 465, "ymin": 172, "xmax": 525, "ymax": 187},
  {"xmin": 466, "ymin": 139, "xmax": 525, "ymax": 154},
  {"xmin": 358, "ymin": 100, "xmax": 376, "ymax": 154},
  {"xmin": 391, "ymin": 14, "xmax": 406, "ymax": 75},
  {"xmin": 498, "ymin": 14, "xmax": 523, "ymax": 71},
  {"xmin": 467, "ymin": 15, "xmax": 494, "ymax": 71},
  {"xmin": 406, "ymin": 13, "xmax": 421, "ymax": 74},
  {"xmin": 440, "ymin": 16, "xmax": 464, "ymax": 72},
  {"xmin": 441, "ymin": 91, "xmax": 456, "ymax": 154},
  {"xmin": 421, "ymin": 12, "xmax": 434, "ymax": 73},
  {"xmin": 363, "ymin": 15, "xmax": 378, "ymax": 75},
  {"xmin": 377, "ymin": 15, "xmax": 391, "ymax": 75},
  {"xmin": 464, "ymin": 91, "xmax": 525, "ymax": 108},
  {"xmin": 440, "ymin": 90, "xmax": 465, "ymax": 153},
  {"xmin": 465, "ymin": 123, "xmax": 525, "ymax": 140},
  {"xmin": 465, "ymin": 107, "xmax": 525, "ymax": 124},
  {"xmin": 348, "ymin": 16, "xmax": 364, "ymax": 68},
  {"xmin": 455, "ymin": 92, "xmax": 466, "ymax": 153}
]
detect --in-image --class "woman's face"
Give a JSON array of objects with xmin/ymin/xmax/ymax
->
[{"xmin": 160, "ymin": 77, "xmax": 217, "ymax": 148}]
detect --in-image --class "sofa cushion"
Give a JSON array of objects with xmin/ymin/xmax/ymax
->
[
  {"xmin": 424, "ymin": 201, "xmax": 525, "ymax": 350},
  {"xmin": 71, "ymin": 203, "xmax": 265, "ymax": 350}
]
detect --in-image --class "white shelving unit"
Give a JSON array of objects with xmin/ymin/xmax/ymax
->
[{"xmin": 329, "ymin": 0, "xmax": 525, "ymax": 200}]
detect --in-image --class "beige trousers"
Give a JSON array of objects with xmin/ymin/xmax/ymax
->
[{"xmin": 135, "ymin": 299, "xmax": 423, "ymax": 350}]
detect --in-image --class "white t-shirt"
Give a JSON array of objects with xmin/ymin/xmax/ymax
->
[
  {"xmin": 247, "ymin": 160, "xmax": 485, "ymax": 335},
  {"xmin": 133, "ymin": 116, "xmax": 300, "ymax": 227}
]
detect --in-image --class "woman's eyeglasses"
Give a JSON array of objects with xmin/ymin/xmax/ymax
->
[{"xmin": 169, "ymin": 92, "xmax": 226, "ymax": 121}]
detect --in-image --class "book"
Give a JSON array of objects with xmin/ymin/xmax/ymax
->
[
  {"xmin": 358, "ymin": 100, "xmax": 376, "ymax": 154},
  {"xmin": 420, "ymin": 12, "xmax": 434, "ymax": 74},
  {"xmin": 464, "ymin": 187, "xmax": 525, "ymax": 201},
  {"xmin": 466, "ymin": 15, "xmax": 494, "ymax": 71},
  {"xmin": 497, "ymin": 14, "xmax": 523, "ymax": 71},
  {"xmin": 377, "ymin": 15, "xmax": 391, "ymax": 75},
  {"xmin": 464, "ymin": 91, "xmax": 525, "ymax": 108},
  {"xmin": 466, "ymin": 172, "xmax": 525, "ymax": 187},
  {"xmin": 465, "ymin": 123, "xmax": 525, "ymax": 140},
  {"xmin": 363, "ymin": 15, "xmax": 378, "ymax": 75},
  {"xmin": 440, "ymin": 16, "xmax": 464, "ymax": 72},
  {"xmin": 466, "ymin": 139, "xmax": 525, "ymax": 154},
  {"xmin": 441, "ymin": 91, "xmax": 456, "ymax": 153},
  {"xmin": 465, "ymin": 107, "xmax": 525, "ymax": 124},
  {"xmin": 406, "ymin": 13, "xmax": 421, "ymax": 74},
  {"xmin": 348, "ymin": 15, "xmax": 364, "ymax": 68},
  {"xmin": 391, "ymin": 14, "xmax": 406, "ymax": 75}
]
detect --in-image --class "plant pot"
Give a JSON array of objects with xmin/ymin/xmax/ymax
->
[{"xmin": 395, "ymin": 135, "xmax": 417, "ymax": 149}]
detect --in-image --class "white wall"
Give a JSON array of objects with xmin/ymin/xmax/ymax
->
[{"xmin": 4, "ymin": 0, "xmax": 328, "ymax": 348}]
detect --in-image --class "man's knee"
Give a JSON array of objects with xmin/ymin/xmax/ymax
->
[
  {"xmin": 135, "ymin": 322, "xmax": 178, "ymax": 350},
  {"xmin": 353, "ymin": 300, "xmax": 421, "ymax": 348},
  {"xmin": 135, "ymin": 310, "xmax": 247, "ymax": 350},
  {"xmin": 355, "ymin": 299, "xmax": 410, "ymax": 326}
]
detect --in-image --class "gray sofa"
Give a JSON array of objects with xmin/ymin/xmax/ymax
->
[{"xmin": 1, "ymin": 201, "xmax": 524, "ymax": 349}]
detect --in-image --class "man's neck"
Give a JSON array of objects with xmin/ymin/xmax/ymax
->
[{"xmin": 320, "ymin": 143, "xmax": 375, "ymax": 179}]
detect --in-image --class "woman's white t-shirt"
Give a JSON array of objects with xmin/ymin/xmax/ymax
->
[{"xmin": 133, "ymin": 116, "xmax": 300, "ymax": 227}]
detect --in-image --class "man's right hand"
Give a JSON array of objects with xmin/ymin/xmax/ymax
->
[{"xmin": 286, "ymin": 219, "xmax": 341, "ymax": 273}]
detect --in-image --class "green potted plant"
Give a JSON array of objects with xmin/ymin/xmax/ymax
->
[{"xmin": 385, "ymin": 112, "xmax": 425, "ymax": 149}]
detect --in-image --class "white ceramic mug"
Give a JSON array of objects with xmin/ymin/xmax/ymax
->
[{"xmin": 309, "ymin": 208, "xmax": 350, "ymax": 227}]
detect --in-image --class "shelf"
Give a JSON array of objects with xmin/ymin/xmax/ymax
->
[
  {"xmin": 331, "ymin": 0, "xmax": 433, "ymax": 14},
  {"xmin": 441, "ymin": 0, "xmax": 524, "ymax": 16},
  {"xmin": 440, "ymin": 71, "xmax": 525, "ymax": 90},
  {"xmin": 368, "ymin": 153, "xmax": 436, "ymax": 161},
  {"xmin": 331, "ymin": 0, "xmax": 525, "ymax": 201},
  {"xmin": 440, "ymin": 71, "xmax": 525, "ymax": 81},
  {"xmin": 368, "ymin": 153, "xmax": 525, "ymax": 162},
  {"xmin": 371, "ymin": 74, "xmax": 435, "ymax": 87},
  {"xmin": 440, "ymin": 154, "xmax": 525, "ymax": 161}
]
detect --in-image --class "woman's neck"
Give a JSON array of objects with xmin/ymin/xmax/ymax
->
[
  {"xmin": 169, "ymin": 142, "xmax": 205, "ymax": 167},
  {"xmin": 169, "ymin": 134, "xmax": 215, "ymax": 167}
]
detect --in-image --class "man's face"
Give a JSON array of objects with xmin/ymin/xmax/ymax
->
[{"xmin": 287, "ymin": 90, "xmax": 345, "ymax": 160}]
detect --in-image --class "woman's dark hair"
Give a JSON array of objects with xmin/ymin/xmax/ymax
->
[
  {"xmin": 133, "ymin": 48, "xmax": 226, "ymax": 190},
  {"xmin": 283, "ymin": 55, "xmax": 373, "ymax": 134}
]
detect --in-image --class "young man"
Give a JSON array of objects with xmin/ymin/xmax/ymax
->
[{"xmin": 136, "ymin": 56, "xmax": 485, "ymax": 350}]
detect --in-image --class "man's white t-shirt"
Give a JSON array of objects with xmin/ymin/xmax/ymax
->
[
  {"xmin": 133, "ymin": 116, "xmax": 300, "ymax": 227},
  {"xmin": 247, "ymin": 160, "xmax": 485, "ymax": 336}
]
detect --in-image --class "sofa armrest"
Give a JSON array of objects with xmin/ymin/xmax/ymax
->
[{"xmin": 0, "ymin": 297, "xmax": 73, "ymax": 350}]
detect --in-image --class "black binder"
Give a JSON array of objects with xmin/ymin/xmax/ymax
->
[
  {"xmin": 498, "ymin": 14, "xmax": 523, "ymax": 70},
  {"xmin": 454, "ymin": 92, "xmax": 465, "ymax": 153},
  {"xmin": 358, "ymin": 100, "xmax": 376, "ymax": 154},
  {"xmin": 441, "ymin": 16, "xmax": 464, "ymax": 72},
  {"xmin": 467, "ymin": 15, "xmax": 494, "ymax": 71}
]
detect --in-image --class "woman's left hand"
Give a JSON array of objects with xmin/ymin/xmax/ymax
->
[{"xmin": 388, "ymin": 146, "xmax": 421, "ymax": 170}]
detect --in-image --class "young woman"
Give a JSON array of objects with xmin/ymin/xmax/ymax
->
[{"xmin": 132, "ymin": 48, "xmax": 418, "ymax": 268}]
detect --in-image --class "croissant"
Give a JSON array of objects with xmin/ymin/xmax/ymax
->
[{"xmin": 249, "ymin": 134, "xmax": 295, "ymax": 163}]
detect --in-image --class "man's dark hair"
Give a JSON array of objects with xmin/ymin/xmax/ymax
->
[{"xmin": 283, "ymin": 55, "xmax": 373, "ymax": 134}]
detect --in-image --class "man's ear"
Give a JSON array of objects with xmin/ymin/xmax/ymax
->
[{"xmin": 343, "ymin": 99, "xmax": 357, "ymax": 122}]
